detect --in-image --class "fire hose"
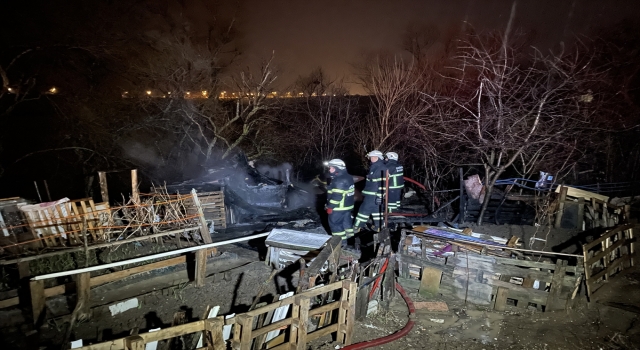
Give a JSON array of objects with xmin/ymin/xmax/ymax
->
[{"xmin": 341, "ymin": 281, "xmax": 416, "ymax": 350}]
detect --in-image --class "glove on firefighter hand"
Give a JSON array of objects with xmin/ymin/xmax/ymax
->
[
  {"xmin": 326, "ymin": 207, "xmax": 333, "ymax": 214},
  {"xmin": 375, "ymin": 196, "xmax": 383, "ymax": 205}
]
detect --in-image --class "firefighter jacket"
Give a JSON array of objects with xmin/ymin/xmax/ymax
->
[
  {"xmin": 386, "ymin": 159, "xmax": 405, "ymax": 191},
  {"xmin": 326, "ymin": 170, "xmax": 355, "ymax": 211},
  {"xmin": 362, "ymin": 159, "xmax": 388, "ymax": 197}
]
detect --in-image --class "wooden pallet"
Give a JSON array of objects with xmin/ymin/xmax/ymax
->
[
  {"xmin": 74, "ymin": 280, "xmax": 356, "ymax": 350},
  {"xmin": 398, "ymin": 230, "xmax": 583, "ymax": 311},
  {"xmin": 582, "ymin": 224, "xmax": 638, "ymax": 298},
  {"xmin": 184, "ymin": 191, "xmax": 226, "ymax": 229},
  {"xmin": 22, "ymin": 198, "xmax": 110, "ymax": 247}
]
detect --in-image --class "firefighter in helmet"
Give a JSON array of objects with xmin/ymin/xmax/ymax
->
[
  {"xmin": 354, "ymin": 150, "xmax": 386, "ymax": 231},
  {"xmin": 385, "ymin": 151, "xmax": 404, "ymax": 212},
  {"xmin": 324, "ymin": 159, "xmax": 355, "ymax": 245}
]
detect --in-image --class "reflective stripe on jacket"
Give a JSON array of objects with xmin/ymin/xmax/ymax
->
[
  {"xmin": 386, "ymin": 159, "xmax": 405, "ymax": 190},
  {"xmin": 327, "ymin": 171, "xmax": 355, "ymax": 210},
  {"xmin": 362, "ymin": 160, "xmax": 387, "ymax": 197}
]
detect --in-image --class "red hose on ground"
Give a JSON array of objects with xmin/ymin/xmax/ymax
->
[{"xmin": 341, "ymin": 282, "xmax": 416, "ymax": 350}]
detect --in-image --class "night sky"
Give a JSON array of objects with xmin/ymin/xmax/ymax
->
[{"xmin": 232, "ymin": 0, "xmax": 640, "ymax": 93}]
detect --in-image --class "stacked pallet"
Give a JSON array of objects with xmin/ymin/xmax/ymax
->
[
  {"xmin": 184, "ymin": 191, "xmax": 226, "ymax": 229},
  {"xmin": 582, "ymin": 224, "xmax": 638, "ymax": 298},
  {"xmin": 397, "ymin": 228, "xmax": 584, "ymax": 311}
]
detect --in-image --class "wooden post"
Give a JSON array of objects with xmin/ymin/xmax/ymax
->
[
  {"xmin": 98, "ymin": 171, "xmax": 109, "ymax": 204},
  {"xmin": 191, "ymin": 189, "xmax": 213, "ymax": 244},
  {"xmin": 237, "ymin": 314, "xmax": 253, "ymax": 350},
  {"xmin": 33, "ymin": 181, "xmax": 43, "ymax": 203},
  {"xmin": 419, "ymin": 267, "xmax": 442, "ymax": 298},
  {"xmin": 624, "ymin": 204, "xmax": 631, "ymax": 224},
  {"xmin": 75, "ymin": 272, "xmax": 91, "ymax": 320},
  {"xmin": 18, "ymin": 262, "xmax": 30, "ymax": 280},
  {"xmin": 293, "ymin": 296, "xmax": 310, "ymax": 350},
  {"xmin": 124, "ymin": 335, "xmax": 145, "ymax": 350},
  {"xmin": 43, "ymin": 180, "xmax": 52, "ymax": 202},
  {"xmin": 546, "ymin": 260, "xmax": 568, "ymax": 310},
  {"xmin": 195, "ymin": 248, "xmax": 207, "ymax": 288},
  {"xmin": 554, "ymin": 186, "xmax": 568, "ymax": 228},
  {"xmin": 494, "ymin": 287, "xmax": 509, "ymax": 311},
  {"xmin": 344, "ymin": 281, "xmax": 357, "ymax": 346},
  {"xmin": 131, "ymin": 169, "xmax": 140, "ymax": 205},
  {"xmin": 577, "ymin": 197, "xmax": 585, "ymax": 230},
  {"xmin": 29, "ymin": 280, "xmax": 45, "ymax": 325},
  {"xmin": 205, "ymin": 317, "xmax": 225, "ymax": 350},
  {"xmin": 381, "ymin": 255, "xmax": 396, "ymax": 311}
]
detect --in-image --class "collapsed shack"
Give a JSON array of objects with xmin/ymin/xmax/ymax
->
[{"xmin": 166, "ymin": 155, "xmax": 316, "ymax": 227}]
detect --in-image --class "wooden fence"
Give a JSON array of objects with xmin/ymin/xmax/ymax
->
[
  {"xmin": 76, "ymin": 280, "xmax": 357, "ymax": 350},
  {"xmin": 582, "ymin": 223, "xmax": 638, "ymax": 297}
]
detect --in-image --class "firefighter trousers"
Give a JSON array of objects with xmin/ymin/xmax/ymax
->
[
  {"xmin": 354, "ymin": 195, "xmax": 382, "ymax": 231},
  {"xmin": 328, "ymin": 210, "xmax": 354, "ymax": 240},
  {"xmin": 387, "ymin": 189, "xmax": 402, "ymax": 212}
]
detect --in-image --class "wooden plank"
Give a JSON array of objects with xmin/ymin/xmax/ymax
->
[
  {"xmin": 238, "ymin": 314, "xmax": 253, "ymax": 350},
  {"xmin": 344, "ymin": 281, "xmax": 357, "ymax": 346},
  {"xmin": 555, "ymin": 186, "xmax": 568, "ymax": 228},
  {"xmin": 587, "ymin": 238, "xmax": 626, "ymax": 265},
  {"xmin": 30, "ymin": 280, "xmax": 45, "ymax": 325},
  {"xmin": 88, "ymin": 199, "xmax": 105, "ymax": 240},
  {"xmin": 76, "ymin": 272, "xmax": 91, "ymax": 320},
  {"xmin": 79, "ymin": 201, "xmax": 98, "ymax": 242},
  {"xmin": 419, "ymin": 267, "xmax": 442, "ymax": 298},
  {"xmin": 124, "ymin": 335, "xmax": 144, "ymax": 350},
  {"xmin": 494, "ymin": 287, "xmax": 509, "ymax": 311},
  {"xmin": 555, "ymin": 185, "xmax": 609, "ymax": 202},
  {"xmin": 131, "ymin": 169, "xmax": 140, "ymax": 205},
  {"xmin": 337, "ymin": 281, "xmax": 349, "ymax": 344},
  {"xmin": 308, "ymin": 301, "xmax": 340, "ymax": 317},
  {"xmin": 546, "ymin": 260, "xmax": 567, "ymax": 311},
  {"xmin": 577, "ymin": 198, "xmax": 585, "ymax": 230},
  {"xmin": 448, "ymin": 258, "xmax": 555, "ymax": 283},
  {"xmin": 195, "ymin": 249, "xmax": 207, "ymax": 287},
  {"xmin": 98, "ymin": 171, "xmax": 109, "ymax": 204},
  {"xmin": 295, "ymin": 297, "xmax": 310, "ymax": 350},
  {"xmin": 205, "ymin": 317, "xmax": 225, "ymax": 350},
  {"xmin": 77, "ymin": 340, "xmax": 124, "ymax": 350},
  {"xmin": 306, "ymin": 324, "xmax": 339, "ymax": 342},
  {"xmin": 139, "ymin": 320, "xmax": 205, "ymax": 343},
  {"xmin": 589, "ymin": 255, "xmax": 629, "ymax": 282},
  {"xmin": 299, "ymin": 236, "xmax": 342, "ymax": 290},
  {"xmin": 251, "ymin": 318, "xmax": 291, "ymax": 338},
  {"xmin": 191, "ymin": 190, "xmax": 213, "ymax": 244},
  {"xmin": 91, "ymin": 256, "xmax": 186, "ymax": 287},
  {"xmin": 584, "ymin": 224, "xmax": 636, "ymax": 251}
]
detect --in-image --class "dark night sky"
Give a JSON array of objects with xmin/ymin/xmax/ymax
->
[{"xmin": 229, "ymin": 0, "xmax": 640, "ymax": 93}]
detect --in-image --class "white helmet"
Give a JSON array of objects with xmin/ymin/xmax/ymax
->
[
  {"xmin": 327, "ymin": 159, "xmax": 346, "ymax": 169},
  {"xmin": 385, "ymin": 152, "xmax": 398, "ymax": 161},
  {"xmin": 366, "ymin": 150, "xmax": 383, "ymax": 158}
]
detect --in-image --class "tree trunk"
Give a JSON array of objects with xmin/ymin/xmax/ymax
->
[{"xmin": 476, "ymin": 172, "xmax": 502, "ymax": 225}]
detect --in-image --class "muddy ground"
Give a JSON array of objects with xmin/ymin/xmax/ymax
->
[{"xmin": 1, "ymin": 222, "xmax": 639, "ymax": 350}]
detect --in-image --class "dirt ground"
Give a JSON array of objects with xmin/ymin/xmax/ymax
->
[
  {"xmin": 312, "ymin": 266, "xmax": 640, "ymax": 350},
  {"xmin": 1, "ymin": 223, "xmax": 639, "ymax": 350}
]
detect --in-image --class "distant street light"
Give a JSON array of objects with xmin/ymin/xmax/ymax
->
[{"xmin": 146, "ymin": 90, "xmax": 152, "ymax": 96}]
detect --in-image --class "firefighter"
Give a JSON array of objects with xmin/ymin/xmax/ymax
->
[
  {"xmin": 385, "ymin": 152, "xmax": 404, "ymax": 212},
  {"xmin": 354, "ymin": 150, "xmax": 386, "ymax": 231},
  {"xmin": 325, "ymin": 159, "xmax": 355, "ymax": 244}
]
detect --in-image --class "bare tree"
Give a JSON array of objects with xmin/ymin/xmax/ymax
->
[
  {"xmin": 420, "ymin": 32, "xmax": 611, "ymax": 224},
  {"xmin": 357, "ymin": 56, "xmax": 431, "ymax": 154}
]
